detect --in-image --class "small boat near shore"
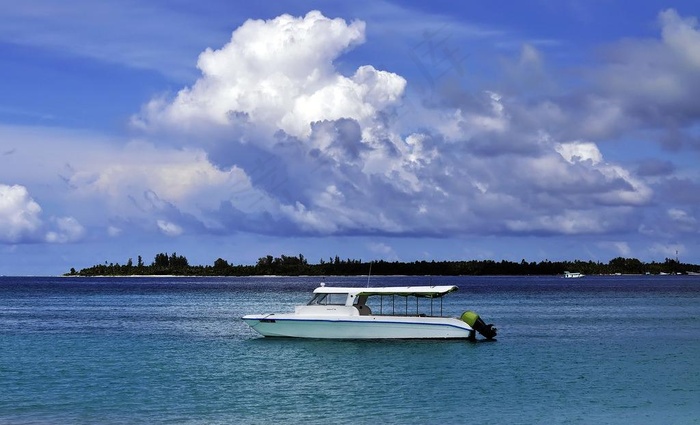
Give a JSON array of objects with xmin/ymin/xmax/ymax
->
[
  {"xmin": 563, "ymin": 271, "xmax": 584, "ymax": 278},
  {"xmin": 242, "ymin": 284, "xmax": 497, "ymax": 340}
]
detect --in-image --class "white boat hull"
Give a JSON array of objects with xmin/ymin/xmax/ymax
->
[{"xmin": 242, "ymin": 314, "xmax": 474, "ymax": 339}]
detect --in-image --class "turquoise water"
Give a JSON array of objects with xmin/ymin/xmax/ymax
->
[{"xmin": 1, "ymin": 275, "xmax": 698, "ymax": 424}]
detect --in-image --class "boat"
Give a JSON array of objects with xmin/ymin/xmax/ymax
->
[
  {"xmin": 242, "ymin": 284, "xmax": 497, "ymax": 340},
  {"xmin": 563, "ymin": 271, "xmax": 584, "ymax": 278}
]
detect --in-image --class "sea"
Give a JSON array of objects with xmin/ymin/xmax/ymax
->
[{"xmin": 0, "ymin": 275, "xmax": 698, "ymax": 425}]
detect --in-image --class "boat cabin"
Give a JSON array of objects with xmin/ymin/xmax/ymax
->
[{"xmin": 296, "ymin": 285, "xmax": 458, "ymax": 317}]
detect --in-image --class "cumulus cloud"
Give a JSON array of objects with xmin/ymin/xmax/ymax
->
[
  {"xmin": 124, "ymin": 10, "xmax": 660, "ymax": 240},
  {"xmin": 556, "ymin": 141, "xmax": 651, "ymax": 206},
  {"xmin": 134, "ymin": 10, "xmax": 406, "ymax": 142},
  {"xmin": 69, "ymin": 143, "xmax": 252, "ymax": 211},
  {"xmin": 0, "ymin": 125, "xmax": 275, "ymax": 239},
  {"xmin": 589, "ymin": 9, "xmax": 700, "ymax": 149},
  {"xmin": 45, "ymin": 216, "xmax": 85, "ymax": 243},
  {"xmin": 480, "ymin": 9, "xmax": 700, "ymax": 154},
  {"xmin": 60, "ymin": 139, "xmax": 270, "ymax": 235},
  {"xmin": 0, "ymin": 183, "xmax": 85, "ymax": 244},
  {"xmin": 0, "ymin": 184, "xmax": 42, "ymax": 243}
]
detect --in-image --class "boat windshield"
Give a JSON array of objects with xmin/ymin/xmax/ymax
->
[{"xmin": 307, "ymin": 293, "xmax": 348, "ymax": 306}]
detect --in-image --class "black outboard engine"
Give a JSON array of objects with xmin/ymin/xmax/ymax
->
[{"xmin": 461, "ymin": 311, "xmax": 497, "ymax": 340}]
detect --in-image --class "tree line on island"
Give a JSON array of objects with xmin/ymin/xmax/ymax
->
[{"xmin": 66, "ymin": 252, "xmax": 700, "ymax": 277}]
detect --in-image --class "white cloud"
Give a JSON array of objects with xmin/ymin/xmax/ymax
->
[
  {"xmin": 0, "ymin": 182, "xmax": 86, "ymax": 244},
  {"xmin": 70, "ymin": 142, "xmax": 252, "ymax": 211},
  {"xmin": 45, "ymin": 216, "xmax": 85, "ymax": 243},
  {"xmin": 0, "ymin": 184, "xmax": 42, "ymax": 243},
  {"xmin": 157, "ymin": 219, "xmax": 183, "ymax": 236},
  {"xmin": 2, "ymin": 10, "xmax": 671, "ymax": 249},
  {"xmin": 0, "ymin": 125, "xmax": 268, "ymax": 237},
  {"xmin": 555, "ymin": 141, "xmax": 651, "ymax": 206},
  {"xmin": 666, "ymin": 208, "xmax": 697, "ymax": 232},
  {"xmin": 462, "ymin": 91, "xmax": 509, "ymax": 134},
  {"xmin": 126, "ymin": 11, "xmax": 658, "ymax": 240},
  {"xmin": 52, "ymin": 139, "xmax": 270, "ymax": 235},
  {"xmin": 659, "ymin": 9, "xmax": 700, "ymax": 68},
  {"xmin": 556, "ymin": 141, "xmax": 603, "ymax": 165},
  {"xmin": 506, "ymin": 210, "xmax": 607, "ymax": 235},
  {"xmin": 134, "ymin": 11, "xmax": 406, "ymax": 141},
  {"xmin": 587, "ymin": 9, "xmax": 700, "ymax": 148}
]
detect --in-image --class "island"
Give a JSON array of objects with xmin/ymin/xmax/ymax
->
[{"xmin": 66, "ymin": 253, "xmax": 699, "ymax": 277}]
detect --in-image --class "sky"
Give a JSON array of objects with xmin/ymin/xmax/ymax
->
[{"xmin": 1, "ymin": 1, "xmax": 700, "ymax": 275}]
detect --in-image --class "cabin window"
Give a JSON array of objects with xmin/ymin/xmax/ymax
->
[
  {"xmin": 360, "ymin": 294, "xmax": 443, "ymax": 317},
  {"xmin": 307, "ymin": 293, "xmax": 348, "ymax": 306},
  {"xmin": 361, "ymin": 295, "xmax": 389, "ymax": 315}
]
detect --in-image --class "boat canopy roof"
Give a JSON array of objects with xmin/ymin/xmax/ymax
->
[{"xmin": 313, "ymin": 285, "xmax": 458, "ymax": 298}]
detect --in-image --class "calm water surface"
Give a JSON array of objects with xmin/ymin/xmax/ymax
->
[{"xmin": 1, "ymin": 275, "xmax": 698, "ymax": 424}]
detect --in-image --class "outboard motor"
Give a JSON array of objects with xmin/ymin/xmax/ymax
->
[{"xmin": 460, "ymin": 311, "xmax": 497, "ymax": 340}]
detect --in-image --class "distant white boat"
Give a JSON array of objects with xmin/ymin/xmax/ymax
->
[
  {"xmin": 563, "ymin": 271, "xmax": 584, "ymax": 278},
  {"xmin": 242, "ymin": 284, "xmax": 497, "ymax": 340}
]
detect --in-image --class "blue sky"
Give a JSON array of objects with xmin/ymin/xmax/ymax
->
[{"xmin": 1, "ymin": 1, "xmax": 700, "ymax": 275}]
